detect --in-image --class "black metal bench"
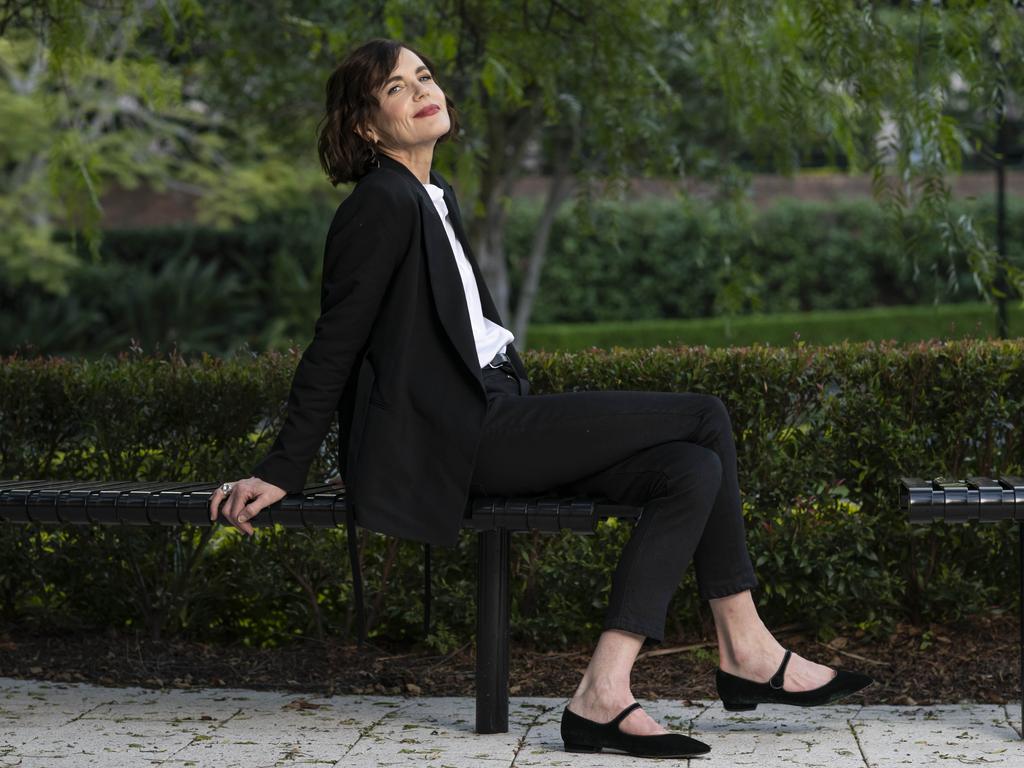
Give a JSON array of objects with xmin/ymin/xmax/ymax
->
[
  {"xmin": 0, "ymin": 479, "xmax": 642, "ymax": 734},
  {"xmin": 900, "ymin": 476, "xmax": 1024, "ymax": 737}
]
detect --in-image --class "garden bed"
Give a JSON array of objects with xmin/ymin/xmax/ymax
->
[{"xmin": 1, "ymin": 610, "xmax": 1016, "ymax": 706}]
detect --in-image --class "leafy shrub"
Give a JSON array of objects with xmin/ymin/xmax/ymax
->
[{"xmin": 1, "ymin": 340, "xmax": 1021, "ymax": 647}]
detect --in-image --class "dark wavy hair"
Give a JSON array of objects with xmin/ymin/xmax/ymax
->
[{"xmin": 317, "ymin": 38, "xmax": 460, "ymax": 185}]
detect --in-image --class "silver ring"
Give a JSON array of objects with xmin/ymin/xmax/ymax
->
[{"xmin": 220, "ymin": 482, "xmax": 233, "ymax": 495}]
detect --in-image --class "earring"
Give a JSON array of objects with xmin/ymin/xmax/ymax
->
[{"xmin": 368, "ymin": 141, "xmax": 381, "ymax": 169}]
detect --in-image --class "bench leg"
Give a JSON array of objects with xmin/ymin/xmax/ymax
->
[
  {"xmin": 1019, "ymin": 520, "xmax": 1023, "ymax": 738},
  {"xmin": 476, "ymin": 528, "xmax": 510, "ymax": 734}
]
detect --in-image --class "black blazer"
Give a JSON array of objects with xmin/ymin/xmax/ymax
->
[{"xmin": 252, "ymin": 153, "xmax": 531, "ymax": 547}]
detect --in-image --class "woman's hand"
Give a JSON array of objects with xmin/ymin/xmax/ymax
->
[{"xmin": 209, "ymin": 477, "xmax": 287, "ymax": 536}]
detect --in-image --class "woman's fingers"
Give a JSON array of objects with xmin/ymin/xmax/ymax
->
[
  {"xmin": 209, "ymin": 479, "xmax": 287, "ymax": 537},
  {"xmin": 222, "ymin": 483, "xmax": 257, "ymax": 536},
  {"xmin": 207, "ymin": 479, "xmax": 252, "ymax": 535},
  {"xmin": 233, "ymin": 495, "xmax": 266, "ymax": 537},
  {"xmin": 208, "ymin": 485, "xmax": 232, "ymax": 522}
]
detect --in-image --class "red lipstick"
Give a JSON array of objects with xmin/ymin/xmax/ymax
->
[{"xmin": 415, "ymin": 104, "xmax": 441, "ymax": 118}]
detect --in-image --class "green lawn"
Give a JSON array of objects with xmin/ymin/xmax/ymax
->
[{"xmin": 524, "ymin": 301, "xmax": 1024, "ymax": 351}]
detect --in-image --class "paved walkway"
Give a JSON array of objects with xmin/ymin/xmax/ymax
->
[{"xmin": 0, "ymin": 677, "xmax": 1021, "ymax": 767}]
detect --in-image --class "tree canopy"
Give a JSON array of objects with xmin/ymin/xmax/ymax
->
[{"xmin": 1, "ymin": 0, "xmax": 1022, "ymax": 341}]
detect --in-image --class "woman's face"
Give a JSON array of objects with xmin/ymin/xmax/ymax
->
[{"xmin": 363, "ymin": 47, "xmax": 450, "ymax": 155}]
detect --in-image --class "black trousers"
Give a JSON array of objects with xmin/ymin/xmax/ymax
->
[{"xmin": 468, "ymin": 363, "xmax": 759, "ymax": 645}]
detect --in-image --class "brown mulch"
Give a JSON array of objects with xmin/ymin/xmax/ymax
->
[{"xmin": 0, "ymin": 611, "xmax": 1019, "ymax": 706}]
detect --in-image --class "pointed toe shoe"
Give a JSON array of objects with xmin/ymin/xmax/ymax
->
[
  {"xmin": 716, "ymin": 649, "xmax": 874, "ymax": 712},
  {"xmin": 561, "ymin": 701, "xmax": 711, "ymax": 758}
]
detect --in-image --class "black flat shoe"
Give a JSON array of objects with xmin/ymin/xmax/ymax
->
[
  {"xmin": 561, "ymin": 701, "xmax": 711, "ymax": 758},
  {"xmin": 716, "ymin": 649, "xmax": 874, "ymax": 711}
]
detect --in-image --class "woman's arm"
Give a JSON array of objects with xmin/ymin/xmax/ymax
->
[{"xmin": 251, "ymin": 180, "xmax": 415, "ymax": 494}]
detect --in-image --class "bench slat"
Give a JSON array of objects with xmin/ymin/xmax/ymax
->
[
  {"xmin": 901, "ymin": 476, "xmax": 1024, "ymax": 522},
  {"xmin": 0, "ymin": 481, "xmax": 642, "ymax": 531}
]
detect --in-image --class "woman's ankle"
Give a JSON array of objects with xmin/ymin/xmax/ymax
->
[
  {"xmin": 717, "ymin": 633, "xmax": 785, "ymax": 673},
  {"xmin": 574, "ymin": 671, "xmax": 628, "ymax": 695},
  {"xmin": 571, "ymin": 675, "xmax": 633, "ymax": 709}
]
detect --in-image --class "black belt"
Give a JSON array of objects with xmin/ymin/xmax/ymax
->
[{"xmin": 484, "ymin": 351, "xmax": 514, "ymax": 372}]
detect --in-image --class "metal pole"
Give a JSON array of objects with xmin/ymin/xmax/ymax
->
[
  {"xmin": 476, "ymin": 528, "xmax": 510, "ymax": 734},
  {"xmin": 423, "ymin": 543, "xmax": 431, "ymax": 638},
  {"xmin": 1019, "ymin": 520, "xmax": 1022, "ymax": 737}
]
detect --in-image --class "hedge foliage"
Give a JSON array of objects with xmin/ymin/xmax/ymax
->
[
  {"xmin": 2, "ymin": 197, "xmax": 1021, "ymax": 356},
  {"xmin": 528, "ymin": 300, "xmax": 1024, "ymax": 351},
  {"xmin": 508, "ymin": 196, "xmax": 1024, "ymax": 323},
  {"xmin": 1, "ymin": 340, "xmax": 1021, "ymax": 650}
]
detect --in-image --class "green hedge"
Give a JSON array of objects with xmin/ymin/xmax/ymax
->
[
  {"xmin": 2, "ymin": 197, "xmax": 1021, "ymax": 357},
  {"xmin": 507, "ymin": 196, "xmax": 1024, "ymax": 322},
  {"xmin": 527, "ymin": 300, "xmax": 1024, "ymax": 351},
  {"xmin": 1, "ymin": 340, "xmax": 1021, "ymax": 650}
]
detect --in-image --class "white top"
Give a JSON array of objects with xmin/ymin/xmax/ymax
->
[{"xmin": 422, "ymin": 182, "xmax": 514, "ymax": 368}]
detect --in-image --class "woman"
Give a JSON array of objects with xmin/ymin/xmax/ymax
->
[{"xmin": 210, "ymin": 38, "xmax": 873, "ymax": 758}]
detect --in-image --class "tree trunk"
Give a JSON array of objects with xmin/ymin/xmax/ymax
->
[
  {"xmin": 470, "ymin": 95, "xmax": 543, "ymax": 323},
  {"xmin": 513, "ymin": 140, "xmax": 578, "ymax": 348}
]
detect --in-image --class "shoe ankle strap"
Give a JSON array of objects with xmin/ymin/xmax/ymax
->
[
  {"xmin": 609, "ymin": 701, "xmax": 643, "ymax": 727},
  {"xmin": 769, "ymin": 649, "xmax": 792, "ymax": 689}
]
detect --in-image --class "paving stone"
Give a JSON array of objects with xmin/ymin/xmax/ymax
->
[
  {"xmin": 1, "ymin": 725, "xmax": 58, "ymax": 752},
  {"xmin": 4, "ymin": 678, "xmax": 1024, "ymax": 768},
  {"xmin": 167, "ymin": 736, "xmax": 340, "ymax": 766},
  {"xmin": 2, "ymin": 758, "xmax": 152, "ymax": 768},
  {"xmin": 1005, "ymin": 702, "xmax": 1022, "ymax": 738},
  {"xmin": 342, "ymin": 696, "xmax": 520, "ymax": 766},
  {"xmin": 850, "ymin": 704, "xmax": 1021, "ymax": 766},
  {"xmin": 162, "ymin": 694, "xmax": 406, "ymax": 766},
  {"xmin": 0, "ymin": 680, "xmax": 115, "ymax": 727},
  {"xmin": 16, "ymin": 715, "xmax": 217, "ymax": 762},
  {"xmin": 691, "ymin": 702, "xmax": 864, "ymax": 767},
  {"xmin": 81, "ymin": 688, "xmax": 295, "ymax": 723}
]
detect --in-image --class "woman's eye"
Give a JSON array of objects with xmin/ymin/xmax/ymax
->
[{"xmin": 387, "ymin": 74, "xmax": 432, "ymax": 95}]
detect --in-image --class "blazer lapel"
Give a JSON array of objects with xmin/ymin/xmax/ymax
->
[
  {"xmin": 376, "ymin": 157, "xmax": 481, "ymax": 385},
  {"xmin": 417, "ymin": 193, "xmax": 484, "ymax": 386},
  {"xmin": 434, "ymin": 175, "xmax": 505, "ymax": 327},
  {"xmin": 372, "ymin": 155, "xmax": 503, "ymax": 390}
]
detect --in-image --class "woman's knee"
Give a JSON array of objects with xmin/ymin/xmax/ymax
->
[
  {"xmin": 696, "ymin": 445, "xmax": 723, "ymax": 488},
  {"xmin": 663, "ymin": 442, "xmax": 722, "ymax": 495},
  {"xmin": 706, "ymin": 393, "xmax": 731, "ymax": 422},
  {"xmin": 696, "ymin": 393, "xmax": 733, "ymax": 441}
]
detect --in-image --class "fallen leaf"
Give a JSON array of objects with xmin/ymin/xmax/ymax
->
[{"xmin": 283, "ymin": 698, "xmax": 323, "ymax": 710}]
